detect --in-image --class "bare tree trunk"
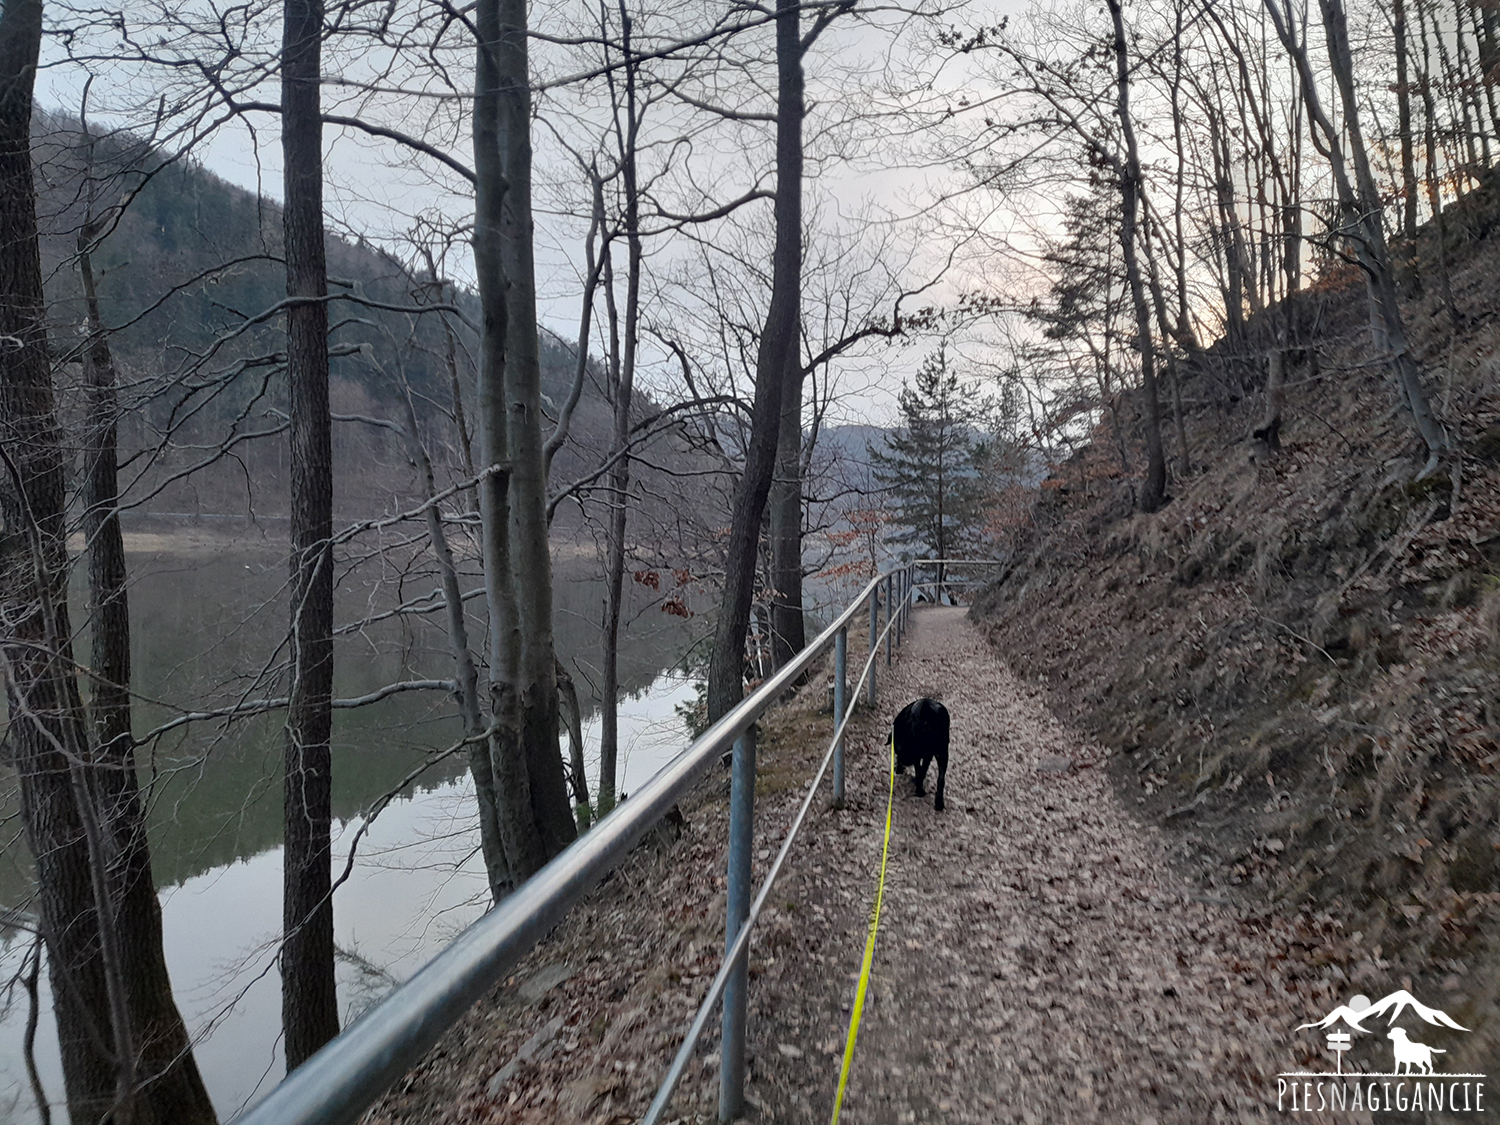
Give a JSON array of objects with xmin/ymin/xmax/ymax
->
[
  {"xmin": 1203, "ymin": 84, "xmax": 1247, "ymax": 342},
  {"xmin": 396, "ymin": 375, "xmax": 510, "ymax": 900},
  {"xmin": 555, "ymin": 660, "xmax": 590, "ymax": 829},
  {"xmin": 1259, "ymin": 51, "xmax": 1306, "ymax": 457},
  {"xmin": 474, "ymin": 0, "xmax": 576, "ymax": 882},
  {"xmin": 498, "ymin": 0, "xmax": 576, "ymax": 861},
  {"xmin": 4, "ymin": 10, "xmax": 106, "ymax": 1122},
  {"xmin": 1142, "ymin": 212, "xmax": 1192, "ymax": 473},
  {"xmin": 1319, "ymin": 0, "xmax": 1450, "ymax": 467},
  {"xmin": 280, "ymin": 0, "xmax": 339, "ymax": 1069},
  {"xmin": 599, "ymin": 240, "xmax": 626, "ymax": 814},
  {"xmin": 1415, "ymin": 0, "xmax": 1464, "ymax": 335},
  {"xmin": 78, "ymin": 115, "xmax": 217, "ymax": 1124},
  {"xmin": 417, "ymin": 274, "xmax": 517, "ymax": 899},
  {"xmin": 936, "ymin": 425, "xmax": 947, "ymax": 591},
  {"xmin": 1266, "ymin": 0, "xmax": 1449, "ymax": 475},
  {"xmin": 1100, "ymin": 241, "xmax": 1132, "ymax": 475},
  {"xmin": 440, "ymin": 286, "xmax": 478, "ymax": 485},
  {"xmin": 769, "ymin": 339, "xmax": 806, "ymax": 670},
  {"xmin": 21, "ymin": 935, "xmax": 50, "ymax": 1125},
  {"xmin": 1394, "ymin": 0, "xmax": 1419, "ymax": 244},
  {"xmin": 1451, "ymin": 0, "xmax": 1488, "ymax": 172},
  {"xmin": 1, "ymin": 10, "xmax": 123, "ymax": 1119},
  {"xmin": 600, "ymin": 11, "xmax": 643, "ymax": 813},
  {"xmin": 1476, "ymin": 0, "xmax": 1500, "ymax": 137},
  {"xmin": 707, "ymin": 3, "xmax": 804, "ymax": 722},
  {"xmin": 475, "ymin": 0, "xmax": 544, "ymax": 888},
  {"xmin": 1256, "ymin": 347, "xmax": 1286, "ymax": 454},
  {"xmin": 1168, "ymin": 5, "xmax": 1201, "ymax": 350},
  {"xmin": 1106, "ymin": 0, "xmax": 1168, "ymax": 513}
]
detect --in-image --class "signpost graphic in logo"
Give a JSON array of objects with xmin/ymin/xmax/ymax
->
[{"xmin": 1277, "ymin": 990, "xmax": 1486, "ymax": 1113}]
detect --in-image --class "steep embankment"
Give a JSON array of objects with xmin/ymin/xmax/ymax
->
[{"xmin": 970, "ymin": 174, "xmax": 1500, "ymax": 1078}]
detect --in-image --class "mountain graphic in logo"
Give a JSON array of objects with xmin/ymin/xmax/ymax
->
[
  {"xmin": 1278, "ymin": 986, "xmax": 1485, "ymax": 1110},
  {"xmin": 1297, "ymin": 990, "xmax": 1469, "ymax": 1035}
]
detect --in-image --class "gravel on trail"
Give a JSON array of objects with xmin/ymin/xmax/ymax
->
[{"xmin": 367, "ymin": 605, "xmax": 1352, "ymax": 1125}]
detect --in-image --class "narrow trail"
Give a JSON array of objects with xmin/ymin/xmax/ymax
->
[
  {"xmin": 368, "ymin": 605, "xmax": 1345, "ymax": 1125},
  {"xmin": 749, "ymin": 605, "xmax": 1334, "ymax": 1123}
]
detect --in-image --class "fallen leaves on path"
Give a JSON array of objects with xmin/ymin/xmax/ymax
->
[{"xmin": 366, "ymin": 608, "xmax": 1351, "ymax": 1124}]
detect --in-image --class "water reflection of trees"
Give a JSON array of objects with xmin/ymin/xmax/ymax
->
[{"xmin": 0, "ymin": 547, "xmax": 697, "ymax": 908}]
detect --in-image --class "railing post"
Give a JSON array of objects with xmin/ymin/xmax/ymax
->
[
  {"xmin": 898, "ymin": 569, "xmax": 907, "ymax": 644},
  {"xmin": 833, "ymin": 627, "xmax": 847, "ymax": 807},
  {"xmin": 720, "ymin": 729, "xmax": 756, "ymax": 1121},
  {"xmin": 867, "ymin": 583, "xmax": 877, "ymax": 706},
  {"xmin": 892, "ymin": 569, "xmax": 899, "ymax": 648},
  {"xmin": 885, "ymin": 572, "xmax": 893, "ymax": 667}
]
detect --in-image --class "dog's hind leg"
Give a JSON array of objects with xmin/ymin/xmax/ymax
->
[
  {"xmin": 913, "ymin": 756, "xmax": 929, "ymax": 797},
  {"xmin": 933, "ymin": 748, "xmax": 947, "ymax": 811}
]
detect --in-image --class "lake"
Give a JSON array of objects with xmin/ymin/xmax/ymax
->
[{"xmin": 0, "ymin": 525, "xmax": 701, "ymax": 1123}]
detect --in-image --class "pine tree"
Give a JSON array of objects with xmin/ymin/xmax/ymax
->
[{"xmin": 869, "ymin": 347, "xmax": 988, "ymax": 590}]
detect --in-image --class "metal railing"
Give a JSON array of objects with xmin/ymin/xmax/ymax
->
[
  {"xmin": 233, "ymin": 559, "xmax": 984, "ymax": 1125},
  {"xmin": 642, "ymin": 563, "xmax": 913, "ymax": 1123},
  {"xmin": 907, "ymin": 558, "xmax": 1006, "ymax": 601}
]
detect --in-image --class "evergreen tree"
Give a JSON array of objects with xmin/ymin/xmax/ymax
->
[{"xmin": 870, "ymin": 347, "xmax": 988, "ymax": 590}]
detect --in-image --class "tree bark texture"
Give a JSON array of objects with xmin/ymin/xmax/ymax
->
[
  {"xmin": 79, "ymin": 140, "xmax": 217, "ymax": 1124},
  {"xmin": 1414, "ymin": 0, "xmax": 1463, "ymax": 335},
  {"xmin": 1309, "ymin": 0, "xmax": 1449, "ymax": 471},
  {"xmin": 1394, "ymin": 0, "xmax": 1419, "ymax": 243},
  {"xmin": 601, "ymin": 15, "xmax": 643, "ymax": 814},
  {"xmin": 556, "ymin": 660, "xmax": 591, "ymax": 828},
  {"xmin": 0, "ymin": 10, "xmax": 158, "ymax": 1122},
  {"xmin": 474, "ymin": 0, "xmax": 541, "ymax": 891},
  {"xmin": 0, "ymin": 13, "xmax": 208, "ymax": 1122},
  {"xmin": 769, "ymin": 342, "xmax": 806, "ymax": 670},
  {"xmin": 397, "ymin": 380, "xmax": 510, "ymax": 901},
  {"xmin": 1106, "ymin": 0, "xmax": 1168, "ymax": 513},
  {"xmin": 280, "ymin": 0, "xmax": 340, "ymax": 1069},
  {"xmin": 474, "ymin": 0, "xmax": 576, "ymax": 887},
  {"xmin": 1, "ymin": 10, "xmax": 113, "ymax": 1118},
  {"xmin": 707, "ymin": 2, "xmax": 802, "ymax": 722},
  {"xmin": 496, "ymin": 0, "xmax": 576, "ymax": 861}
]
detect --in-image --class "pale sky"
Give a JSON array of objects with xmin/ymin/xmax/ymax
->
[{"xmin": 36, "ymin": 0, "xmax": 1042, "ymax": 428}]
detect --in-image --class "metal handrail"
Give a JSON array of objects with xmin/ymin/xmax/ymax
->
[
  {"xmin": 639, "ymin": 571, "xmax": 906, "ymax": 1124},
  {"xmin": 233, "ymin": 563, "xmax": 915, "ymax": 1125}
]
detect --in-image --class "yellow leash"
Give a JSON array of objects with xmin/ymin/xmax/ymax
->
[{"xmin": 828, "ymin": 733, "xmax": 897, "ymax": 1125}]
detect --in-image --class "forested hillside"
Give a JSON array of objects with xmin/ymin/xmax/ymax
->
[
  {"xmin": 31, "ymin": 109, "xmax": 616, "ymax": 523},
  {"xmin": 973, "ymin": 166, "xmax": 1500, "ymax": 1075}
]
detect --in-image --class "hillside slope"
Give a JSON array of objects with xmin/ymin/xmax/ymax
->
[
  {"xmin": 971, "ymin": 171, "xmax": 1500, "ymax": 1077},
  {"xmin": 30, "ymin": 109, "xmax": 615, "ymax": 521}
]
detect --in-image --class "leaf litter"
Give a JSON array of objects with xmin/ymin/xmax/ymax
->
[{"xmin": 365, "ymin": 607, "xmax": 1350, "ymax": 1124}]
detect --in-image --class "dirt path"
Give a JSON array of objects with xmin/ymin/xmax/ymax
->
[
  {"xmin": 368, "ymin": 605, "xmax": 1347, "ymax": 1125},
  {"xmin": 746, "ymin": 606, "xmax": 1341, "ymax": 1123}
]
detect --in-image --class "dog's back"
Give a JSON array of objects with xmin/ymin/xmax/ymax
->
[
  {"xmin": 893, "ymin": 698, "xmax": 949, "ymax": 811},
  {"xmin": 894, "ymin": 698, "xmax": 948, "ymax": 764}
]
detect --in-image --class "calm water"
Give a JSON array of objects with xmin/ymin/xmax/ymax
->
[{"xmin": 0, "ymin": 528, "xmax": 700, "ymax": 1123}]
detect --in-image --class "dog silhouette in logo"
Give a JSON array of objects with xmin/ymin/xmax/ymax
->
[{"xmin": 1388, "ymin": 1027, "xmax": 1446, "ymax": 1075}]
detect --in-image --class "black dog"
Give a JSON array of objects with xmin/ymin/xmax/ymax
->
[{"xmin": 892, "ymin": 698, "xmax": 948, "ymax": 811}]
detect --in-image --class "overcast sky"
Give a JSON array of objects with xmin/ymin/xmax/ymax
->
[{"xmin": 37, "ymin": 1, "xmax": 1043, "ymax": 428}]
